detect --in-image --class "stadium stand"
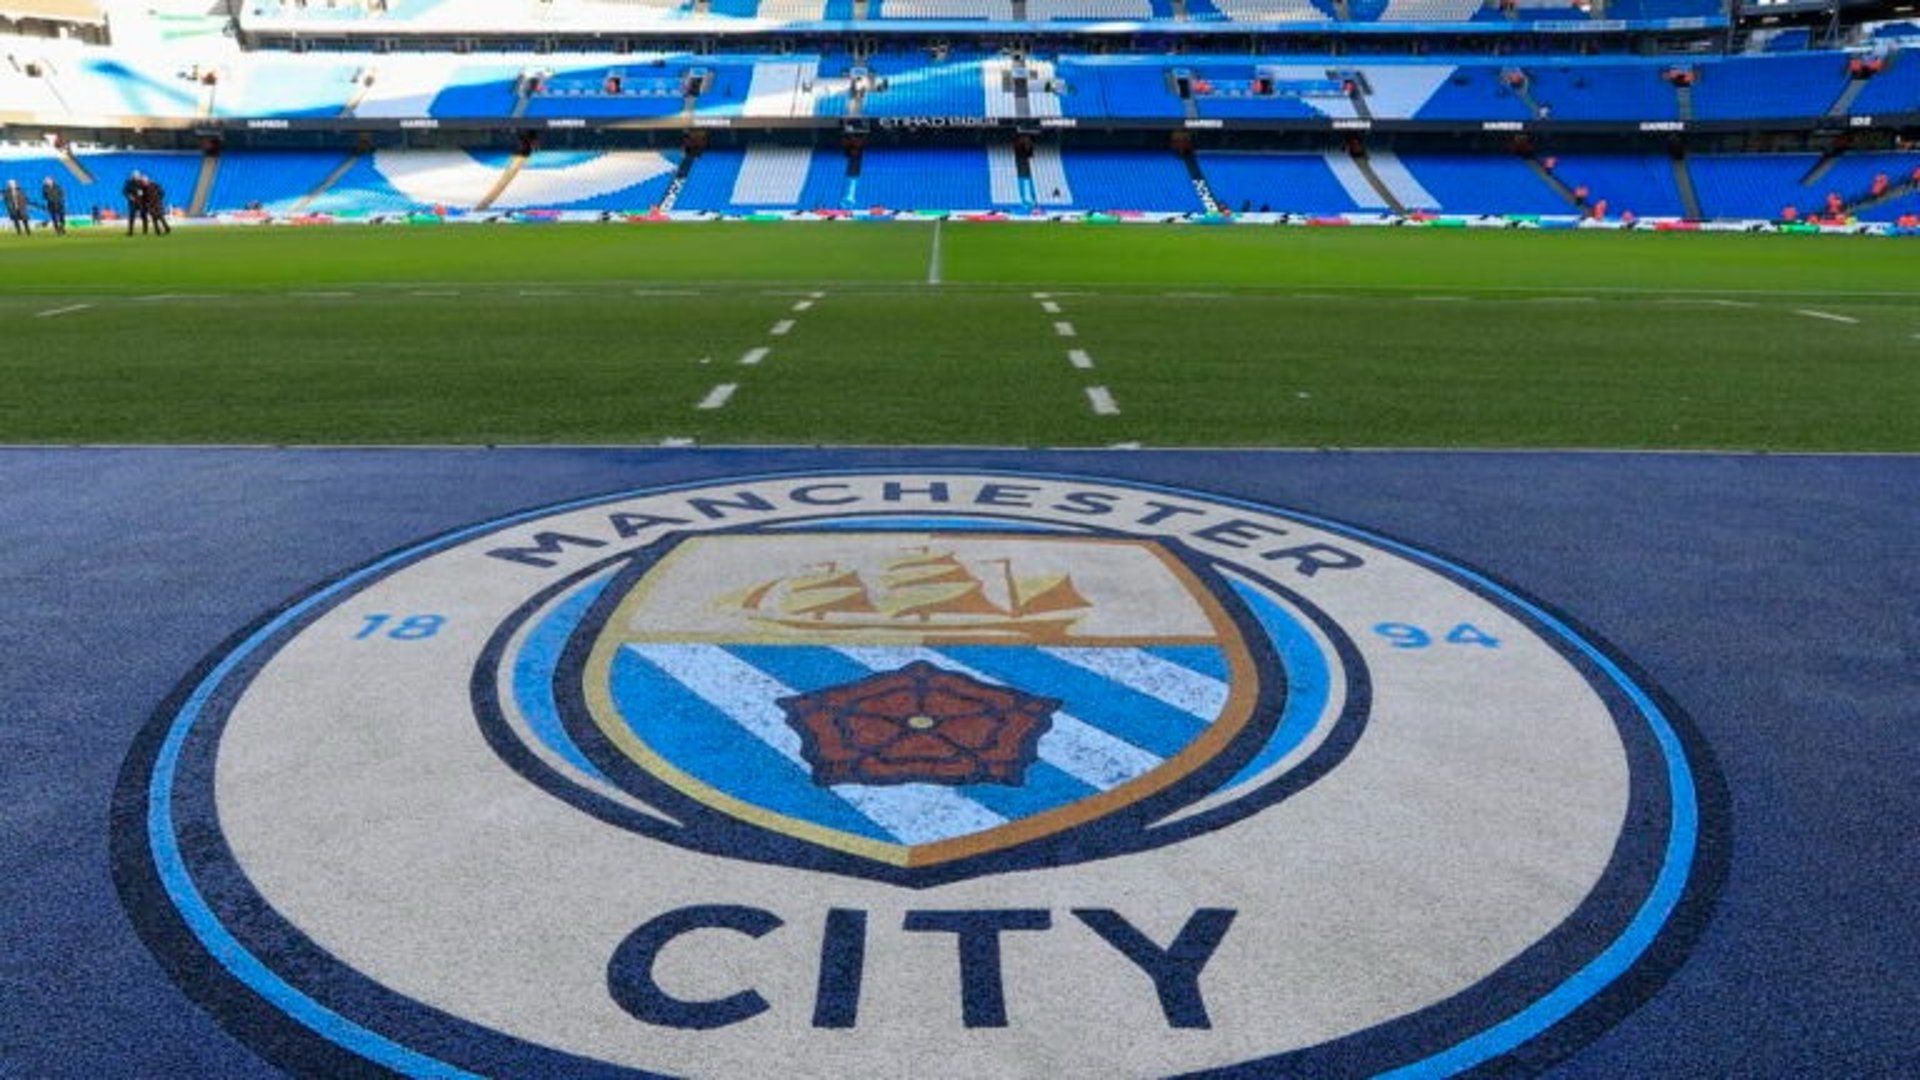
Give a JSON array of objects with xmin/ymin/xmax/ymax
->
[{"xmin": 2, "ymin": 0, "xmax": 1916, "ymax": 226}]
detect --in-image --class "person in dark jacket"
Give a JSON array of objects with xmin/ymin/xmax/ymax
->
[
  {"xmin": 40, "ymin": 176, "xmax": 66, "ymax": 235},
  {"xmin": 146, "ymin": 177, "xmax": 172, "ymax": 235},
  {"xmin": 4, "ymin": 180, "xmax": 30, "ymax": 235},
  {"xmin": 124, "ymin": 171, "xmax": 149, "ymax": 235}
]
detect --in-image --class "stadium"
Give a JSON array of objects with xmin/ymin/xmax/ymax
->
[{"xmin": 2, "ymin": 1, "xmax": 1917, "ymax": 1079}]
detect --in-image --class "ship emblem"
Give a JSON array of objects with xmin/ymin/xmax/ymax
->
[
  {"xmin": 568, "ymin": 530, "xmax": 1274, "ymax": 882},
  {"xmin": 725, "ymin": 546, "xmax": 1093, "ymax": 642}
]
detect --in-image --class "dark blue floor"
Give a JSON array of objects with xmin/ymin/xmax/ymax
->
[{"xmin": 2, "ymin": 448, "xmax": 1915, "ymax": 1077}]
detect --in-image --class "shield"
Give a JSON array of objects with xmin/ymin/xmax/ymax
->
[{"xmin": 574, "ymin": 531, "xmax": 1268, "ymax": 875}]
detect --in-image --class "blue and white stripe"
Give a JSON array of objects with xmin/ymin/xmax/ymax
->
[{"xmin": 609, "ymin": 640, "xmax": 1233, "ymax": 847}]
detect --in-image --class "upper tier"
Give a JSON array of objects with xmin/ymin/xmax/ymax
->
[
  {"xmin": 225, "ymin": 0, "xmax": 1724, "ymax": 33},
  {"xmin": 1, "ymin": 39, "xmax": 1912, "ymax": 128}
]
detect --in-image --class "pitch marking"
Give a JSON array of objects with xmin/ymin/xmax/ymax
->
[
  {"xmin": 1414, "ymin": 296, "xmax": 1470, "ymax": 303},
  {"xmin": 519, "ymin": 289, "xmax": 574, "ymax": 298},
  {"xmin": 1068, "ymin": 349, "xmax": 1095, "ymax": 370},
  {"xmin": 35, "ymin": 304, "xmax": 90, "ymax": 318},
  {"xmin": 792, "ymin": 300, "xmax": 814, "ymax": 312},
  {"xmin": 1086, "ymin": 386, "xmax": 1120, "ymax": 415},
  {"xmin": 927, "ymin": 219, "xmax": 944, "ymax": 286},
  {"xmin": 410, "ymin": 290, "xmax": 460, "ymax": 298},
  {"xmin": 1795, "ymin": 309, "xmax": 1859, "ymax": 324},
  {"xmin": 638, "ymin": 289, "xmax": 703, "ymax": 297},
  {"xmin": 740, "ymin": 347, "xmax": 771, "ymax": 366},
  {"xmin": 696, "ymin": 383, "xmax": 738, "ymax": 410},
  {"xmin": 1041, "ymin": 301, "xmax": 1062, "ymax": 314},
  {"xmin": 770, "ymin": 320, "xmax": 795, "ymax": 336},
  {"xmin": 1657, "ymin": 298, "xmax": 1757, "ymax": 308},
  {"xmin": 290, "ymin": 292, "xmax": 355, "ymax": 299},
  {"xmin": 1055, "ymin": 321, "xmax": 1077, "ymax": 338}
]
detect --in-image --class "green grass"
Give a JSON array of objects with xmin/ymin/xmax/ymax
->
[{"xmin": 1, "ymin": 223, "xmax": 1915, "ymax": 448}]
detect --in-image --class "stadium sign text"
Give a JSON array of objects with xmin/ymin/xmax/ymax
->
[
  {"xmin": 875, "ymin": 116, "xmax": 1000, "ymax": 129},
  {"xmin": 117, "ymin": 470, "xmax": 1706, "ymax": 1079}
]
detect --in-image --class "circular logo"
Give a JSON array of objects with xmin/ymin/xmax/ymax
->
[{"xmin": 115, "ymin": 470, "xmax": 1707, "ymax": 1078}]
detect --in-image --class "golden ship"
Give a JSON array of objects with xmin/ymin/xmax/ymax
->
[{"xmin": 719, "ymin": 547, "xmax": 1092, "ymax": 641}]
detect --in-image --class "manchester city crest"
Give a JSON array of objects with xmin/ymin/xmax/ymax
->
[
  {"xmin": 115, "ymin": 470, "xmax": 1709, "ymax": 1079},
  {"xmin": 523, "ymin": 530, "xmax": 1294, "ymax": 883}
]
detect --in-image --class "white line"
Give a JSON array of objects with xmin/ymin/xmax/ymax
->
[
  {"xmin": 1413, "ymin": 296, "xmax": 1470, "ymax": 303},
  {"xmin": 35, "ymin": 303, "xmax": 90, "ymax": 318},
  {"xmin": 1067, "ymin": 349, "xmax": 1095, "ymax": 370},
  {"xmin": 927, "ymin": 218, "xmax": 944, "ymax": 286},
  {"xmin": 1526, "ymin": 296, "xmax": 1597, "ymax": 303},
  {"xmin": 791, "ymin": 300, "xmax": 814, "ymax": 312},
  {"xmin": 1040, "ymin": 300, "xmax": 1062, "ymax": 314},
  {"xmin": 810, "ymin": 291, "xmax": 827, "ymax": 299},
  {"xmin": 1032, "ymin": 291, "xmax": 1052, "ymax": 300},
  {"xmin": 519, "ymin": 289, "xmax": 574, "ymax": 297},
  {"xmin": 1656, "ymin": 298, "xmax": 1756, "ymax": 308},
  {"xmin": 290, "ymin": 291, "xmax": 354, "ymax": 299},
  {"xmin": 696, "ymin": 383, "xmax": 738, "ymax": 410},
  {"xmin": 635, "ymin": 289, "xmax": 702, "ymax": 296},
  {"xmin": 1086, "ymin": 386, "xmax": 1120, "ymax": 415},
  {"xmin": 1165, "ymin": 292, "xmax": 1228, "ymax": 299},
  {"xmin": 1795, "ymin": 309, "xmax": 1859, "ymax": 324},
  {"xmin": 1054, "ymin": 321, "xmax": 1077, "ymax": 338},
  {"xmin": 769, "ymin": 320, "xmax": 795, "ymax": 336},
  {"xmin": 135, "ymin": 294, "xmax": 225, "ymax": 302},
  {"xmin": 739, "ymin": 347, "xmax": 771, "ymax": 366},
  {"xmin": 1042, "ymin": 647, "xmax": 1229, "ymax": 720},
  {"xmin": 660, "ymin": 437, "xmax": 697, "ymax": 448},
  {"xmin": 410, "ymin": 290, "xmax": 460, "ymax": 297}
]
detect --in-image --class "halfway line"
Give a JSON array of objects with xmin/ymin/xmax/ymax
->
[
  {"xmin": 35, "ymin": 303, "xmax": 90, "ymax": 318},
  {"xmin": 697, "ymin": 383, "xmax": 738, "ymax": 410},
  {"xmin": 1795, "ymin": 309, "xmax": 1859, "ymax": 325}
]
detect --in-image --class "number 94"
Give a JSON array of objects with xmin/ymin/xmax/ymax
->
[{"xmin": 1372, "ymin": 622, "xmax": 1501, "ymax": 650}]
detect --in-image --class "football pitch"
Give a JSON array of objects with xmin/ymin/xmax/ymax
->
[{"xmin": 2, "ymin": 222, "xmax": 1916, "ymax": 449}]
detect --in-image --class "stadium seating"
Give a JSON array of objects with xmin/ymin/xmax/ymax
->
[
  {"xmin": 849, "ymin": 146, "xmax": 995, "ymax": 210},
  {"xmin": 205, "ymin": 149, "xmax": 352, "ymax": 211},
  {"xmin": 1395, "ymin": 152, "xmax": 1572, "ymax": 216},
  {"xmin": 1199, "ymin": 151, "xmax": 1364, "ymax": 214},
  {"xmin": 3, "ymin": 0, "xmax": 1915, "ymax": 228}
]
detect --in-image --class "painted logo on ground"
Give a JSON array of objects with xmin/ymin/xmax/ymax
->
[{"xmin": 116, "ymin": 471, "xmax": 1704, "ymax": 1079}]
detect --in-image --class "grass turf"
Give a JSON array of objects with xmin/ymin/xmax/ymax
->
[{"xmin": 0, "ymin": 223, "xmax": 1915, "ymax": 448}]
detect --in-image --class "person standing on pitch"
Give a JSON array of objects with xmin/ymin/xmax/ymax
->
[
  {"xmin": 147, "ymin": 176, "xmax": 172, "ymax": 235},
  {"xmin": 124, "ymin": 171, "xmax": 149, "ymax": 235},
  {"xmin": 41, "ymin": 176, "xmax": 66, "ymax": 235},
  {"xmin": 4, "ymin": 179, "xmax": 30, "ymax": 235}
]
